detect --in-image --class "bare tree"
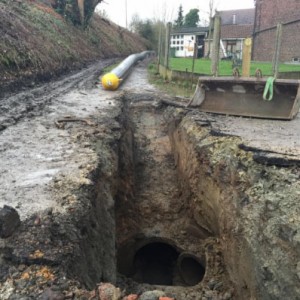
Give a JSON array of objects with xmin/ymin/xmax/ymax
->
[
  {"xmin": 151, "ymin": 1, "xmax": 169, "ymax": 65},
  {"xmin": 129, "ymin": 13, "xmax": 142, "ymax": 33}
]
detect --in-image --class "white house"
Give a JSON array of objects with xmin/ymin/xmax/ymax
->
[{"xmin": 170, "ymin": 27, "xmax": 208, "ymax": 58}]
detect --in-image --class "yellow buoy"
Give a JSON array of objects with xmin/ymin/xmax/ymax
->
[{"xmin": 101, "ymin": 73, "xmax": 120, "ymax": 91}]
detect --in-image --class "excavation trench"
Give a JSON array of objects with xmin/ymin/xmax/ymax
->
[
  {"xmin": 34, "ymin": 90, "xmax": 299, "ymax": 300},
  {"xmin": 2, "ymin": 65, "xmax": 299, "ymax": 299},
  {"xmin": 0, "ymin": 91, "xmax": 252, "ymax": 298},
  {"xmin": 0, "ymin": 91, "xmax": 273, "ymax": 299},
  {"xmin": 111, "ymin": 93, "xmax": 228, "ymax": 296}
]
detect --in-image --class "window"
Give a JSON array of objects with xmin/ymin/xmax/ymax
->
[
  {"xmin": 176, "ymin": 46, "xmax": 180, "ymax": 50},
  {"xmin": 181, "ymin": 46, "xmax": 184, "ymax": 50}
]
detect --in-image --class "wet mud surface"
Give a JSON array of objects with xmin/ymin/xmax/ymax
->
[
  {"xmin": 0, "ymin": 59, "xmax": 116, "ymax": 219},
  {"xmin": 0, "ymin": 60, "xmax": 300, "ymax": 299}
]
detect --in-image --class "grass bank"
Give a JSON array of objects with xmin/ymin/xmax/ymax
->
[
  {"xmin": 148, "ymin": 63, "xmax": 195, "ymax": 98},
  {"xmin": 0, "ymin": 0, "xmax": 148, "ymax": 93}
]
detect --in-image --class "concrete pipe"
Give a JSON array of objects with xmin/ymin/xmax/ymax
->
[{"xmin": 177, "ymin": 252, "xmax": 206, "ymax": 286}]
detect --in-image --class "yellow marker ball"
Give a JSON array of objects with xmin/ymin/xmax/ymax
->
[{"xmin": 101, "ymin": 73, "xmax": 120, "ymax": 90}]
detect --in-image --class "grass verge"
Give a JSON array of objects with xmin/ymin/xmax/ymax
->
[
  {"xmin": 170, "ymin": 58, "xmax": 300, "ymax": 76},
  {"xmin": 147, "ymin": 63, "xmax": 195, "ymax": 98}
]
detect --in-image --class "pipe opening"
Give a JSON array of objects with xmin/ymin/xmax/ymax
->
[
  {"xmin": 132, "ymin": 242, "xmax": 179, "ymax": 285},
  {"xmin": 117, "ymin": 239, "xmax": 206, "ymax": 287},
  {"xmin": 178, "ymin": 254, "xmax": 206, "ymax": 286}
]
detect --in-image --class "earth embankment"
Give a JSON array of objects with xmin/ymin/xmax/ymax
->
[{"xmin": 0, "ymin": 0, "xmax": 147, "ymax": 95}]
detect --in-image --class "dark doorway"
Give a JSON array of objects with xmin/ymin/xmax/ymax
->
[{"xmin": 196, "ymin": 35, "xmax": 205, "ymax": 58}]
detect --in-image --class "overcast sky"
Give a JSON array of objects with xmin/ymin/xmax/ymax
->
[{"xmin": 97, "ymin": 0, "xmax": 255, "ymax": 27}]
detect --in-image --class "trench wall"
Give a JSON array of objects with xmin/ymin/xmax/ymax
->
[
  {"xmin": 0, "ymin": 112, "xmax": 121, "ymax": 291},
  {"xmin": 166, "ymin": 111, "xmax": 300, "ymax": 300},
  {"xmin": 67, "ymin": 162, "xmax": 119, "ymax": 288},
  {"xmin": 167, "ymin": 114, "xmax": 255, "ymax": 299}
]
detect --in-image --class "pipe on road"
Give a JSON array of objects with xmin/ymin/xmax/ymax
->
[{"xmin": 101, "ymin": 51, "xmax": 154, "ymax": 90}]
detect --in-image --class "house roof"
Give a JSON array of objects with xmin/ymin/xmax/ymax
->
[
  {"xmin": 171, "ymin": 27, "xmax": 209, "ymax": 35},
  {"xmin": 219, "ymin": 8, "xmax": 255, "ymax": 25},
  {"xmin": 221, "ymin": 24, "xmax": 254, "ymax": 39}
]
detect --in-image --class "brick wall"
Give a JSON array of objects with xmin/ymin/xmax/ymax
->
[{"xmin": 253, "ymin": 0, "xmax": 300, "ymax": 62}]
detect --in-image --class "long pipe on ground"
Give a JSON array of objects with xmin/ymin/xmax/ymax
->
[{"xmin": 101, "ymin": 51, "xmax": 154, "ymax": 90}]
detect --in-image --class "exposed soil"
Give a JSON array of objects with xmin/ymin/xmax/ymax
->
[
  {"xmin": 0, "ymin": 59, "xmax": 116, "ymax": 219},
  {"xmin": 0, "ymin": 59, "xmax": 300, "ymax": 300}
]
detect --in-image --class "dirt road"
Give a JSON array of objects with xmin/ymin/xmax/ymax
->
[{"xmin": 0, "ymin": 60, "xmax": 118, "ymax": 219}]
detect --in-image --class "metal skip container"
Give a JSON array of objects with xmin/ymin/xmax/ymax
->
[
  {"xmin": 188, "ymin": 76, "xmax": 300, "ymax": 120},
  {"xmin": 188, "ymin": 19, "xmax": 300, "ymax": 120}
]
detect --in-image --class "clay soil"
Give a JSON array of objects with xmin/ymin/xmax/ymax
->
[{"xmin": 0, "ymin": 60, "xmax": 300, "ymax": 300}]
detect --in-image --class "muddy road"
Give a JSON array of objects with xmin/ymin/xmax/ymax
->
[
  {"xmin": 0, "ymin": 60, "xmax": 300, "ymax": 300},
  {"xmin": 0, "ymin": 59, "xmax": 117, "ymax": 219}
]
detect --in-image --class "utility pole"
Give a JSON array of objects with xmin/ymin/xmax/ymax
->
[
  {"xmin": 157, "ymin": 22, "xmax": 163, "ymax": 72},
  {"xmin": 164, "ymin": 22, "xmax": 171, "ymax": 69},
  {"xmin": 272, "ymin": 23, "xmax": 282, "ymax": 77},
  {"xmin": 242, "ymin": 38, "xmax": 252, "ymax": 77},
  {"xmin": 125, "ymin": 0, "xmax": 128, "ymax": 28},
  {"xmin": 211, "ymin": 14, "xmax": 221, "ymax": 76}
]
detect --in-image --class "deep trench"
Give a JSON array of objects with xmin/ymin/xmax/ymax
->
[
  {"xmin": 64, "ymin": 93, "xmax": 229, "ymax": 297},
  {"xmin": 113, "ymin": 94, "xmax": 215, "ymax": 291},
  {"xmin": 5, "ymin": 89, "xmax": 296, "ymax": 299}
]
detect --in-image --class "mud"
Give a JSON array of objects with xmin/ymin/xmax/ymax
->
[
  {"xmin": 0, "ymin": 59, "xmax": 116, "ymax": 219},
  {"xmin": 0, "ymin": 59, "xmax": 299, "ymax": 299}
]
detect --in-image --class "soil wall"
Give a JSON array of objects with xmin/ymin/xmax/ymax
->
[{"xmin": 167, "ymin": 109, "xmax": 300, "ymax": 299}]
